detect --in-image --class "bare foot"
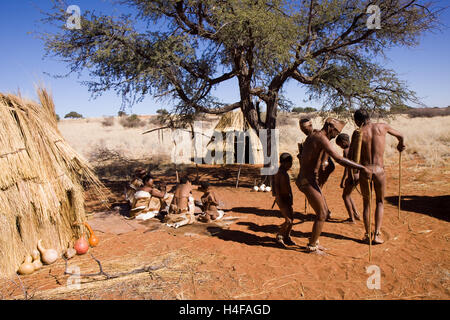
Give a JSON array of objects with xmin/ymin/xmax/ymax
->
[
  {"xmin": 284, "ymin": 237, "xmax": 297, "ymax": 246},
  {"xmin": 310, "ymin": 249, "xmax": 327, "ymax": 255},
  {"xmin": 353, "ymin": 211, "xmax": 361, "ymax": 221},
  {"xmin": 342, "ymin": 218, "xmax": 355, "ymax": 224},
  {"xmin": 362, "ymin": 233, "xmax": 371, "ymax": 244},
  {"xmin": 307, "ymin": 244, "xmax": 327, "ymax": 255},
  {"xmin": 276, "ymin": 235, "xmax": 287, "ymax": 248},
  {"xmin": 373, "ymin": 233, "xmax": 384, "ymax": 245}
]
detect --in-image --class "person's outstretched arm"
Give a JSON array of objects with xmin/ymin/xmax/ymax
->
[
  {"xmin": 386, "ymin": 124, "xmax": 405, "ymax": 152},
  {"xmin": 320, "ymin": 136, "xmax": 371, "ymax": 176}
]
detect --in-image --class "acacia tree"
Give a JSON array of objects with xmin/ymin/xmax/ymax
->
[{"xmin": 41, "ymin": 0, "xmax": 442, "ymax": 166}]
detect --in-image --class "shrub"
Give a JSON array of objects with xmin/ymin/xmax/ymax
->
[
  {"xmin": 55, "ymin": 114, "xmax": 60, "ymax": 121},
  {"xmin": 390, "ymin": 104, "xmax": 412, "ymax": 114},
  {"xmin": 101, "ymin": 116, "xmax": 115, "ymax": 127},
  {"xmin": 148, "ymin": 116, "xmax": 162, "ymax": 126},
  {"xmin": 64, "ymin": 111, "xmax": 83, "ymax": 119},
  {"xmin": 292, "ymin": 107, "xmax": 317, "ymax": 113},
  {"xmin": 408, "ymin": 107, "xmax": 450, "ymax": 118},
  {"xmin": 118, "ymin": 111, "xmax": 127, "ymax": 117},
  {"xmin": 119, "ymin": 114, "xmax": 145, "ymax": 128}
]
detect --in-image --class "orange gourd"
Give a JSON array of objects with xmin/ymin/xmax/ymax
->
[{"xmin": 84, "ymin": 222, "xmax": 99, "ymax": 247}]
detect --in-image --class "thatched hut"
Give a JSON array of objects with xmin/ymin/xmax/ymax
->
[
  {"xmin": 205, "ymin": 110, "xmax": 264, "ymax": 165},
  {"xmin": 0, "ymin": 89, "xmax": 104, "ymax": 276}
]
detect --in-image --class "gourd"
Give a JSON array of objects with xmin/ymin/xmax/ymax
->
[
  {"xmin": 84, "ymin": 222, "xmax": 99, "ymax": 247},
  {"xmin": 18, "ymin": 255, "xmax": 35, "ymax": 275},
  {"xmin": 64, "ymin": 242, "xmax": 77, "ymax": 260},
  {"xmin": 31, "ymin": 249, "xmax": 43, "ymax": 270},
  {"xmin": 74, "ymin": 235, "xmax": 89, "ymax": 255},
  {"xmin": 37, "ymin": 239, "xmax": 58, "ymax": 265}
]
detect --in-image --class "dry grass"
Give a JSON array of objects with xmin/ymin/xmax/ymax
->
[
  {"xmin": 0, "ymin": 89, "xmax": 106, "ymax": 276},
  {"xmin": 58, "ymin": 113, "xmax": 450, "ymax": 170}
]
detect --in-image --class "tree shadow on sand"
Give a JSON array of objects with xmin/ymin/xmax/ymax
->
[
  {"xmin": 207, "ymin": 219, "xmax": 361, "ymax": 251},
  {"xmin": 232, "ymin": 206, "xmax": 316, "ymax": 221},
  {"xmin": 236, "ymin": 221, "xmax": 360, "ymax": 243},
  {"xmin": 385, "ymin": 195, "xmax": 449, "ymax": 222},
  {"xmin": 206, "ymin": 226, "xmax": 309, "ymax": 252}
]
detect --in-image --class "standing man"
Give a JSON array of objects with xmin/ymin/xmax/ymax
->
[
  {"xmin": 296, "ymin": 118, "xmax": 372, "ymax": 254},
  {"xmin": 353, "ymin": 109, "xmax": 405, "ymax": 244},
  {"xmin": 298, "ymin": 117, "xmax": 335, "ymax": 221}
]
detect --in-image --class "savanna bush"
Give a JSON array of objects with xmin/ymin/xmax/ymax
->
[
  {"xmin": 119, "ymin": 114, "xmax": 145, "ymax": 128},
  {"xmin": 101, "ymin": 116, "xmax": 115, "ymax": 127}
]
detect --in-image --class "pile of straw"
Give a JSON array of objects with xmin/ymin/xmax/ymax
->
[{"xmin": 0, "ymin": 88, "xmax": 105, "ymax": 276}]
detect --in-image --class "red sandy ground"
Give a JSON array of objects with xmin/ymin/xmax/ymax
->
[{"xmin": 1, "ymin": 161, "xmax": 449, "ymax": 300}]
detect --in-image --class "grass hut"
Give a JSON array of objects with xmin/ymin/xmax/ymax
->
[
  {"xmin": 0, "ymin": 88, "xmax": 105, "ymax": 276},
  {"xmin": 205, "ymin": 110, "xmax": 264, "ymax": 165}
]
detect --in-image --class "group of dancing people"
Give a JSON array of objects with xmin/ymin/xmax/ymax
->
[
  {"xmin": 273, "ymin": 109, "xmax": 405, "ymax": 255},
  {"xmin": 125, "ymin": 171, "xmax": 225, "ymax": 228}
]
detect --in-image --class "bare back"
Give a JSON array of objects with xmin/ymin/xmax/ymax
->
[
  {"xmin": 359, "ymin": 123, "xmax": 390, "ymax": 167},
  {"xmin": 173, "ymin": 183, "xmax": 192, "ymax": 209}
]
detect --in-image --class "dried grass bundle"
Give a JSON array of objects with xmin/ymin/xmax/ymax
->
[{"xmin": 0, "ymin": 88, "xmax": 106, "ymax": 276}]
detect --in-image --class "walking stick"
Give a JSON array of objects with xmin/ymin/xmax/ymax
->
[
  {"xmin": 236, "ymin": 164, "xmax": 242, "ymax": 189},
  {"xmin": 367, "ymin": 179, "xmax": 373, "ymax": 262},
  {"xmin": 304, "ymin": 198, "xmax": 307, "ymax": 214},
  {"xmin": 398, "ymin": 151, "xmax": 402, "ymax": 219}
]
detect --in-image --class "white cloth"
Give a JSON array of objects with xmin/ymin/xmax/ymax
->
[
  {"xmin": 134, "ymin": 190, "xmax": 151, "ymax": 199},
  {"xmin": 135, "ymin": 210, "xmax": 159, "ymax": 220}
]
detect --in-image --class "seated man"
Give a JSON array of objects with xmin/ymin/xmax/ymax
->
[
  {"xmin": 125, "ymin": 168, "xmax": 147, "ymax": 204},
  {"xmin": 164, "ymin": 176, "xmax": 196, "ymax": 228},
  {"xmin": 197, "ymin": 181, "xmax": 225, "ymax": 223},
  {"xmin": 129, "ymin": 175, "xmax": 167, "ymax": 220}
]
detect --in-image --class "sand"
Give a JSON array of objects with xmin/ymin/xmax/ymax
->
[{"xmin": 1, "ymin": 161, "xmax": 448, "ymax": 300}]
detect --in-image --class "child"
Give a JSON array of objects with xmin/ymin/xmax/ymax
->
[
  {"xmin": 336, "ymin": 133, "xmax": 361, "ymax": 223},
  {"xmin": 197, "ymin": 181, "xmax": 224, "ymax": 223},
  {"xmin": 273, "ymin": 153, "xmax": 295, "ymax": 247}
]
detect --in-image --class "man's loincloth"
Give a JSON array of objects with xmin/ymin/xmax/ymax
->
[
  {"xmin": 164, "ymin": 196, "xmax": 195, "ymax": 224},
  {"xmin": 296, "ymin": 175, "xmax": 322, "ymax": 194}
]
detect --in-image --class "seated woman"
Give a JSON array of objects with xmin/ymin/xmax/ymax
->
[
  {"xmin": 164, "ymin": 176, "xmax": 196, "ymax": 228},
  {"xmin": 129, "ymin": 175, "xmax": 166, "ymax": 220},
  {"xmin": 125, "ymin": 168, "xmax": 147, "ymax": 205},
  {"xmin": 197, "ymin": 181, "xmax": 225, "ymax": 223}
]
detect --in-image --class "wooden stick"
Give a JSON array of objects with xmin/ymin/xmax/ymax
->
[
  {"xmin": 398, "ymin": 152, "xmax": 402, "ymax": 219},
  {"xmin": 304, "ymin": 198, "xmax": 307, "ymax": 214},
  {"xmin": 368, "ymin": 179, "xmax": 373, "ymax": 262},
  {"xmin": 236, "ymin": 164, "xmax": 242, "ymax": 188},
  {"xmin": 352, "ymin": 129, "xmax": 363, "ymax": 180}
]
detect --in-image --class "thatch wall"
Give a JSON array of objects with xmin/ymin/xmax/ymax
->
[
  {"xmin": 0, "ymin": 89, "xmax": 104, "ymax": 276},
  {"xmin": 206, "ymin": 110, "xmax": 264, "ymax": 164}
]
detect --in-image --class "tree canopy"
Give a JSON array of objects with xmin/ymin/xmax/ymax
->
[{"xmin": 41, "ymin": 0, "xmax": 442, "ymax": 131}]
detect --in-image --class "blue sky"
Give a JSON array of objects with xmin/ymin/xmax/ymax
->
[{"xmin": 0, "ymin": 0, "xmax": 449, "ymax": 118}]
